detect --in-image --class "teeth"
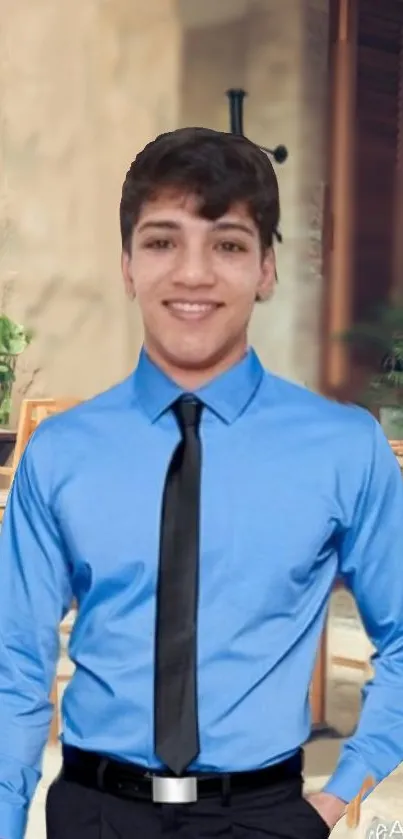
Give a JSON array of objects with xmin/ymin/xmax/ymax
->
[{"xmin": 169, "ymin": 302, "xmax": 215, "ymax": 313}]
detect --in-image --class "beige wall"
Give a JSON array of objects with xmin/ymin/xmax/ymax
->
[
  {"xmin": 0, "ymin": 0, "xmax": 329, "ymax": 423},
  {"xmin": 180, "ymin": 0, "xmax": 330, "ymax": 387}
]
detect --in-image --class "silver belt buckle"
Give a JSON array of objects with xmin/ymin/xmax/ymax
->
[{"xmin": 152, "ymin": 775, "xmax": 198, "ymax": 803}]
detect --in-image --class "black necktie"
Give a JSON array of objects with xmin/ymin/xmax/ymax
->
[{"xmin": 154, "ymin": 396, "xmax": 203, "ymax": 776}]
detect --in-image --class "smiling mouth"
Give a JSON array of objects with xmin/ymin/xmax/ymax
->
[{"xmin": 163, "ymin": 301, "xmax": 223, "ymax": 320}]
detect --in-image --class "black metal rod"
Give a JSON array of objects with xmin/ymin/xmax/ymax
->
[
  {"xmin": 225, "ymin": 89, "xmax": 288, "ymax": 165},
  {"xmin": 261, "ymin": 144, "xmax": 288, "ymax": 164},
  {"xmin": 226, "ymin": 89, "xmax": 247, "ymax": 135}
]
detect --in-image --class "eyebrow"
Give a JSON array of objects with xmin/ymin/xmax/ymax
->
[
  {"xmin": 137, "ymin": 220, "xmax": 180, "ymax": 233},
  {"xmin": 212, "ymin": 221, "xmax": 255, "ymax": 237},
  {"xmin": 136, "ymin": 219, "xmax": 255, "ymax": 237}
]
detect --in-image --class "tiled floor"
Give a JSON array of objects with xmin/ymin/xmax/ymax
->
[{"xmin": 26, "ymin": 591, "xmax": 403, "ymax": 837}]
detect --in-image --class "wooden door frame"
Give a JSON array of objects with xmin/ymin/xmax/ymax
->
[
  {"xmin": 310, "ymin": 0, "xmax": 359, "ymax": 735},
  {"xmin": 393, "ymin": 22, "xmax": 403, "ymax": 297},
  {"xmin": 319, "ymin": 0, "xmax": 359, "ymax": 401},
  {"xmin": 321, "ymin": 0, "xmax": 403, "ymax": 398}
]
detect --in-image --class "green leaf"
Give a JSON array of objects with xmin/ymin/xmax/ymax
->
[
  {"xmin": 0, "ymin": 313, "xmax": 34, "ymax": 424},
  {"xmin": 336, "ymin": 298, "xmax": 403, "ymax": 405}
]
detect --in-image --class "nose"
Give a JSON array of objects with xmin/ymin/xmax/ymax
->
[{"xmin": 174, "ymin": 244, "xmax": 215, "ymax": 287}]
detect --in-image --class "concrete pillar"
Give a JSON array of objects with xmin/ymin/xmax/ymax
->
[
  {"xmin": 0, "ymin": 0, "xmax": 182, "ymax": 419},
  {"xmin": 180, "ymin": 0, "xmax": 330, "ymax": 388},
  {"xmin": 244, "ymin": 0, "xmax": 330, "ymax": 388}
]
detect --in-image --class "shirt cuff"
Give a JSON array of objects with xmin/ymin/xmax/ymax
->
[
  {"xmin": 0, "ymin": 804, "xmax": 27, "ymax": 839},
  {"xmin": 323, "ymin": 753, "xmax": 377, "ymax": 804}
]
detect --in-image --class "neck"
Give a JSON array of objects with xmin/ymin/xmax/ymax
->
[{"xmin": 144, "ymin": 343, "xmax": 248, "ymax": 390}]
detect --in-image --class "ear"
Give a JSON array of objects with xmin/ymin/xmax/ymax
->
[
  {"xmin": 256, "ymin": 247, "xmax": 276, "ymax": 302},
  {"xmin": 121, "ymin": 250, "xmax": 136, "ymax": 300}
]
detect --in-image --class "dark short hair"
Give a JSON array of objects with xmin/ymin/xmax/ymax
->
[{"xmin": 120, "ymin": 127, "xmax": 280, "ymax": 253}]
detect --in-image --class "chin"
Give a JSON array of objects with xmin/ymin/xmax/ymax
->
[
  {"xmin": 148, "ymin": 333, "xmax": 245, "ymax": 379},
  {"xmin": 168, "ymin": 349, "xmax": 216, "ymax": 371}
]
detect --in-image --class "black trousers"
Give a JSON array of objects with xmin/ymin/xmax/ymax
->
[{"xmin": 46, "ymin": 772, "xmax": 331, "ymax": 839}]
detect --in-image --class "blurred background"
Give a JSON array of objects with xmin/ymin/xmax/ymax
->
[
  {"xmin": 1, "ymin": 0, "xmax": 402, "ymax": 429},
  {"xmin": 1, "ymin": 3, "xmax": 403, "ymax": 832}
]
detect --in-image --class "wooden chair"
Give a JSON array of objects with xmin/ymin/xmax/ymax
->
[
  {"xmin": 389, "ymin": 439, "xmax": 403, "ymax": 467},
  {"xmin": 2, "ymin": 398, "xmax": 80, "ymax": 744},
  {"xmin": 310, "ymin": 580, "xmax": 373, "ymax": 730},
  {"xmin": 310, "ymin": 439, "xmax": 403, "ymax": 825},
  {"xmin": 312, "ymin": 439, "xmax": 403, "ymax": 718},
  {"xmin": 0, "ymin": 488, "xmax": 7, "ymax": 524},
  {"xmin": 345, "ymin": 775, "xmax": 376, "ymax": 829},
  {"xmin": 0, "ymin": 465, "xmax": 12, "ymax": 481},
  {"xmin": 49, "ymin": 613, "xmax": 76, "ymax": 745},
  {"xmin": 0, "ymin": 398, "xmax": 79, "ymax": 485},
  {"xmin": 0, "ymin": 463, "xmax": 13, "ymax": 485},
  {"xmin": 12, "ymin": 397, "xmax": 79, "ymax": 469}
]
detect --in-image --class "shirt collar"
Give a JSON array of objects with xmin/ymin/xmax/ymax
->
[{"xmin": 132, "ymin": 346, "xmax": 264, "ymax": 425}]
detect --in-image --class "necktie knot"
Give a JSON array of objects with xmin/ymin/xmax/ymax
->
[{"xmin": 173, "ymin": 396, "xmax": 203, "ymax": 433}]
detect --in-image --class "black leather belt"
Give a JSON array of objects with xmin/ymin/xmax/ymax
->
[{"xmin": 61, "ymin": 746, "xmax": 303, "ymax": 804}]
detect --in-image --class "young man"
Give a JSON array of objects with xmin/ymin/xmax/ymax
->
[{"xmin": 0, "ymin": 127, "xmax": 403, "ymax": 839}]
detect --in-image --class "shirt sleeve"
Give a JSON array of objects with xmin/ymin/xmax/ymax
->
[
  {"xmin": 324, "ymin": 416, "xmax": 403, "ymax": 803},
  {"xmin": 0, "ymin": 430, "xmax": 73, "ymax": 839}
]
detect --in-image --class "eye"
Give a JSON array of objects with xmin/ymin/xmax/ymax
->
[
  {"xmin": 216, "ymin": 240, "xmax": 248, "ymax": 253},
  {"xmin": 143, "ymin": 238, "xmax": 175, "ymax": 250}
]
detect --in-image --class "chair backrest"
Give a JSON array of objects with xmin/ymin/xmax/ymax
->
[
  {"xmin": 345, "ymin": 775, "xmax": 376, "ymax": 829},
  {"xmin": 389, "ymin": 440, "xmax": 403, "ymax": 470},
  {"xmin": 12, "ymin": 398, "xmax": 80, "ymax": 471},
  {"xmin": 0, "ymin": 398, "xmax": 79, "ymax": 519}
]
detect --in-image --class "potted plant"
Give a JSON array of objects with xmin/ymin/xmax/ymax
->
[
  {"xmin": 340, "ymin": 299, "xmax": 403, "ymax": 439},
  {"xmin": 0, "ymin": 315, "xmax": 33, "ymax": 426}
]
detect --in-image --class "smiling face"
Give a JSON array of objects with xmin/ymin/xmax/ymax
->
[{"xmin": 122, "ymin": 189, "xmax": 275, "ymax": 388}]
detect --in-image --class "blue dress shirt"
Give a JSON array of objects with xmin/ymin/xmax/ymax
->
[{"xmin": 1, "ymin": 347, "xmax": 403, "ymax": 839}]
